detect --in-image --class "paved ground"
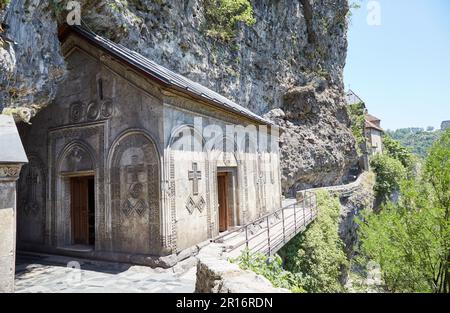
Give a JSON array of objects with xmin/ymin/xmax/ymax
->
[
  {"xmin": 15, "ymin": 199, "xmax": 314, "ymax": 293},
  {"xmin": 15, "ymin": 253, "xmax": 197, "ymax": 293}
]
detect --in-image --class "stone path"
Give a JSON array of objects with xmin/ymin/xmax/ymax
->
[{"xmin": 15, "ymin": 253, "xmax": 197, "ymax": 293}]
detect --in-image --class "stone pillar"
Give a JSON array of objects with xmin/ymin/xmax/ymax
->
[{"xmin": 0, "ymin": 115, "xmax": 27, "ymax": 293}]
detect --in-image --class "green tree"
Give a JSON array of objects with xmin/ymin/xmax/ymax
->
[
  {"xmin": 370, "ymin": 153, "xmax": 407, "ymax": 201},
  {"xmin": 346, "ymin": 102, "xmax": 366, "ymax": 153},
  {"xmin": 280, "ymin": 191, "xmax": 348, "ymax": 293},
  {"xmin": 386, "ymin": 127, "xmax": 442, "ymax": 158},
  {"xmin": 358, "ymin": 129, "xmax": 450, "ymax": 292},
  {"xmin": 382, "ymin": 135, "xmax": 413, "ymax": 169},
  {"xmin": 423, "ymin": 128, "xmax": 450, "ymax": 292}
]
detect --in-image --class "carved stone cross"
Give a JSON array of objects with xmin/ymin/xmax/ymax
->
[
  {"xmin": 188, "ymin": 162, "xmax": 202, "ymax": 195},
  {"xmin": 126, "ymin": 155, "xmax": 145, "ymax": 183},
  {"xmin": 26, "ymin": 168, "xmax": 38, "ymax": 202}
]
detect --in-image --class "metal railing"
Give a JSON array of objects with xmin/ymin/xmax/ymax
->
[{"xmin": 211, "ymin": 191, "xmax": 318, "ymax": 256}]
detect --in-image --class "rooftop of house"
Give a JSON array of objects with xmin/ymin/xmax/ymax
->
[
  {"xmin": 59, "ymin": 25, "xmax": 272, "ymax": 126},
  {"xmin": 366, "ymin": 113, "xmax": 381, "ymax": 123},
  {"xmin": 365, "ymin": 119, "xmax": 384, "ymax": 132}
]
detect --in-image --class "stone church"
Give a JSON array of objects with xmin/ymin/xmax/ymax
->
[{"xmin": 16, "ymin": 26, "xmax": 282, "ymax": 264}]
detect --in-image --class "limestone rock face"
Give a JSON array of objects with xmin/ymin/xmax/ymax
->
[
  {"xmin": 0, "ymin": 0, "xmax": 357, "ymax": 191},
  {"xmin": 338, "ymin": 172, "xmax": 375, "ymax": 259},
  {"xmin": 0, "ymin": 0, "xmax": 66, "ymax": 121},
  {"xmin": 265, "ymin": 83, "xmax": 358, "ymax": 194}
]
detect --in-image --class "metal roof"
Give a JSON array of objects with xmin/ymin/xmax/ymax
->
[{"xmin": 67, "ymin": 26, "xmax": 272, "ymax": 125}]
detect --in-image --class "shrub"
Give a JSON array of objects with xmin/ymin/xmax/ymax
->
[
  {"xmin": 358, "ymin": 129, "xmax": 450, "ymax": 293},
  {"xmin": 382, "ymin": 135, "xmax": 414, "ymax": 170},
  {"xmin": 346, "ymin": 102, "xmax": 366, "ymax": 153},
  {"xmin": 279, "ymin": 190, "xmax": 348, "ymax": 293},
  {"xmin": 231, "ymin": 250, "xmax": 305, "ymax": 292},
  {"xmin": 203, "ymin": 0, "xmax": 255, "ymax": 42},
  {"xmin": 370, "ymin": 153, "xmax": 406, "ymax": 201}
]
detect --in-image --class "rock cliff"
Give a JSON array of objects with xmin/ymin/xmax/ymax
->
[{"xmin": 0, "ymin": 0, "xmax": 357, "ymax": 193}]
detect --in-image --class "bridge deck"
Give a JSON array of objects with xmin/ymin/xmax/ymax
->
[{"xmin": 212, "ymin": 193, "xmax": 318, "ymax": 259}]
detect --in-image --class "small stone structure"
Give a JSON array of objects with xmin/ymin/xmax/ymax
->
[
  {"xmin": 195, "ymin": 254, "xmax": 289, "ymax": 293},
  {"xmin": 0, "ymin": 114, "xmax": 28, "ymax": 292}
]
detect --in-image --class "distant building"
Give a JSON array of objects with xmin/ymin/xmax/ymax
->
[
  {"xmin": 441, "ymin": 120, "xmax": 450, "ymax": 131},
  {"xmin": 345, "ymin": 89, "xmax": 384, "ymax": 161},
  {"xmin": 365, "ymin": 114, "xmax": 384, "ymax": 155},
  {"xmin": 345, "ymin": 90, "xmax": 366, "ymax": 108}
]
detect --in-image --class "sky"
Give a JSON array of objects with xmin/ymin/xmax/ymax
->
[{"xmin": 344, "ymin": 0, "xmax": 450, "ymax": 130}]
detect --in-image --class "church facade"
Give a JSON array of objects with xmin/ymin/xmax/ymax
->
[{"xmin": 16, "ymin": 26, "xmax": 282, "ymax": 263}]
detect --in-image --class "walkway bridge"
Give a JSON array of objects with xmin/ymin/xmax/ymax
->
[
  {"xmin": 211, "ymin": 172, "xmax": 368, "ymax": 259},
  {"xmin": 211, "ymin": 192, "xmax": 318, "ymax": 259}
]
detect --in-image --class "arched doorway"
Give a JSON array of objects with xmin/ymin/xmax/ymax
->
[{"xmin": 56, "ymin": 141, "xmax": 96, "ymax": 248}]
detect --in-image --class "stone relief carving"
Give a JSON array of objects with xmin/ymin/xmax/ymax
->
[
  {"xmin": 0, "ymin": 164, "xmax": 22, "ymax": 178},
  {"xmin": 19, "ymin": 159, "xmax": 45, "ymax": 216},
  {"xmin": 110, "ymin": 132, "xmax": 160, "ymax": 254},
  {"xmin": 188, "ymin": 162, "xmax": 202, "ymax": 196},
  {"xmin": 205, "ymin": 160, "xmax": 212, "ymax": 237},
  {"xmin": 185, "ymin": 194, "xmax": 206, "ymax": 215},
  {"xmin": 69, "ymin": 98, "xmax": 114, "ymax": 123},
  {"xmin": 120, "ymin": 155, "xmax": 149, "ymax": 217},
  {"xmin": 197, "ymin": 196, "xmax": 206, "ymax": 213},
  {"xmin": 100, "ymin": 99, "xmax": 113, "ymax": 118},
  {"xmin": 86, "ymin": 101, "xmax": 100, "ymax": 121},
  {"xmin": 169, "ymin": 150, "xmax": 177, "ymax": 250},
  {"xmin": 60, "ymin": 145, "xmax": 94, "ymax": 173},
  {"xmin": 17, "ymin": 154, "xmax": 46, "ymax": 244},
  {"xmin": 185, "ymin": 195, "xmax": 196, "ymax": 215},
  {"xmin": 69, "ymin": 101, "xmax": 84, "ymax": 123}
]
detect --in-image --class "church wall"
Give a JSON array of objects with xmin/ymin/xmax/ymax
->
[
  {"xmin": 162, "ymin": 96, "xmax": 282, "ymax": 252},
  {"xmin": 17, "ymin": 39, "xmax": 165, "ymax": 256}
]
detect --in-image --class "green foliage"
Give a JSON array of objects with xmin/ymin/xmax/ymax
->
[
  {"xmin": 358, "ymin": 129, "xmax": 450, "ymax": 292},
  {"xmin": 424, "ymin": 128, "xmax": 450, "ymax": 212},
  {"xmin": 280, "ymin": 190, "xmax": 348, "ymax": 293},
  {"xmin": 231, "ymin": 250, "xmax": 305, "ymax": 293},
  {"xmin": 371, "ymin": 135, "xmax": 417, "ymax": 202},
  {"xmin": 346, "ymin": 102, "xmax": 366, "ymax": 153},
  {"xmin": 382, "ymin": 135, "xmax": 417, "ymax": 175},
  {"xmin": 347, "ymin": 0, "xmax": 362, "ymax": 24},
  {"xmin": 386, "ymin": 127, "xmax": 442, "ymax": 158},
  {"xmin": 203, "ymin": 0, "xmax": 256, "ymax": 42},
  {"xmin": 0, "ymin": 0, "xmax": 10, "ymax": 11},
  {"xmin": 370, "ymin": 153, "xmax": 406, "ymax": 201},
  {"xmin": 234, "ymin": 191, "xmax": 348, "ymax": 293}
]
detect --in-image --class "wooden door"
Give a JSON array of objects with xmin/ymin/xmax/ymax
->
[
  {"xmin": 218, "ymin": 173, "xmax": 228, "ymax": 232},
  {"xmin": 71, "ymin": 177, "xmax": 90, "ymax": 245}
]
